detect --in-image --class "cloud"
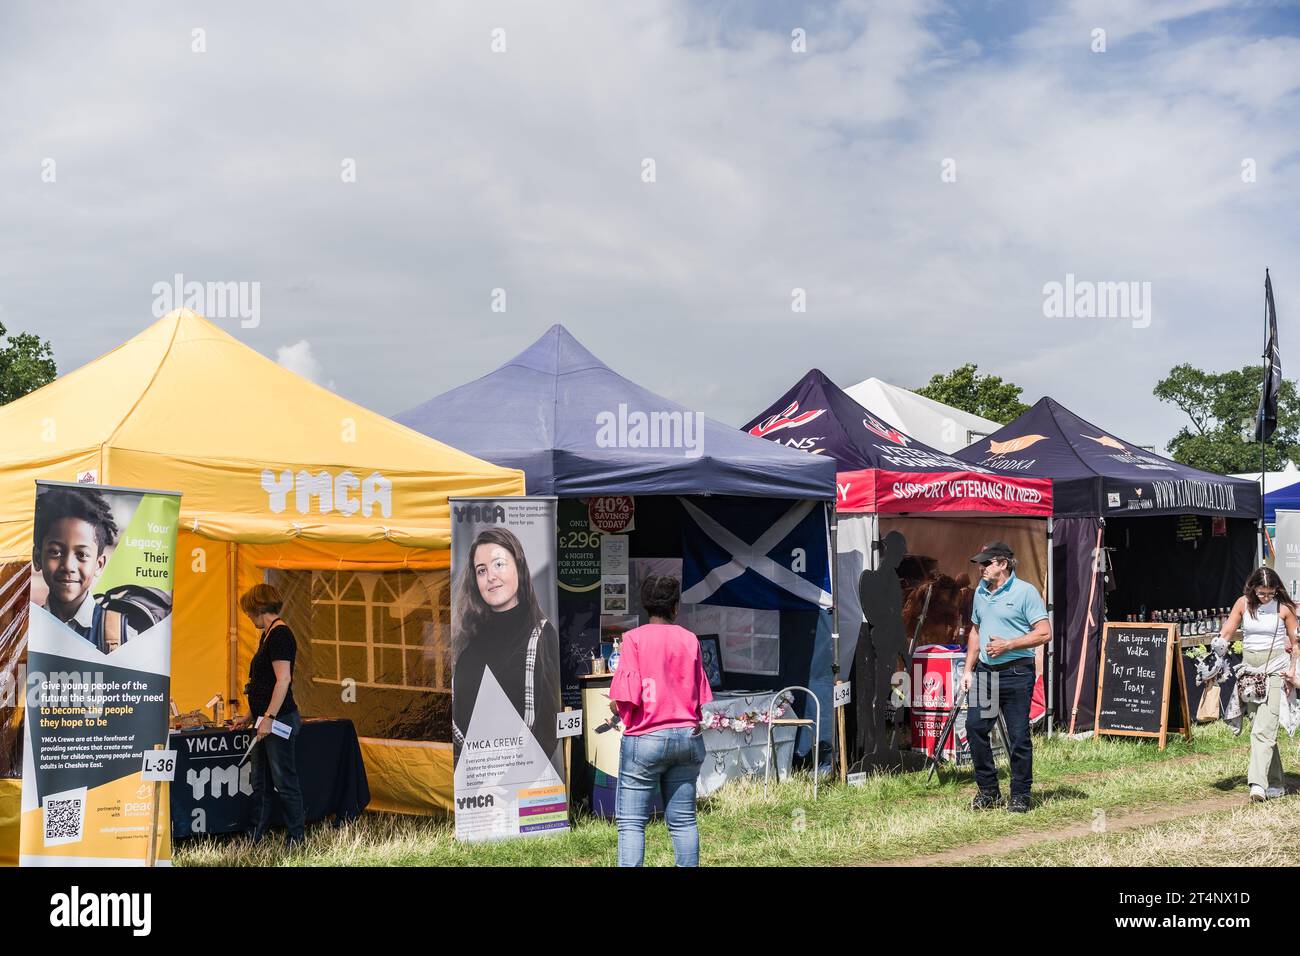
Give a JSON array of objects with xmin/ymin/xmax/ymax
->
[
  {"xmin": 0, "ymin": 0, "xmax": 1296, "ymax": 452},
  {"xmin": 276, "ymin": 339, "xmax": 333, "ymax": 391}
]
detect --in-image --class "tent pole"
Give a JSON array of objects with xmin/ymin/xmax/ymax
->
[
  {"xmin": 828, "ymin": 500, "xmax": 847, "ymax": 784},
  {"xmin": 227, "ymin": 542, "xmax": 239, "ymax": 705},
  {"xmin": 828, "ymin": 501, "xmax": 839, "ymax": 677},
  {"xmin": 1261, "ymin": 277, "xmax": 1270, "ymax": 565},
  {"xmin": 1068, "ymin": 522, "xmax": 1105, "ymax": 735},
  {"xmin": 1046, "ymin": 516, "xmax": 1054, "ymax": 737}
]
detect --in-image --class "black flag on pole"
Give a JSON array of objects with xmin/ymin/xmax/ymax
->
[{"xmin": 1256, "ymin": 269, "xmax": 1281, "ymax": 443}]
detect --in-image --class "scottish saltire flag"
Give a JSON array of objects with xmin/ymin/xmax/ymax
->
[{"xmin": 679, "ymin": 497, "xmax": 831, "ymax": 611}]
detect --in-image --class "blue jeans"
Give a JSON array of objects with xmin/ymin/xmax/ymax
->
[
  {"xmin": 966, "ymin": 661, "xmax": 1035, "ymax": 799},
  {"xmin": 615, "ymin": 727, "xmax": 706, "ymax": 867},
  {"xmin": 251, "ymin": 710, "xmax": 306, "ymax": 840}
]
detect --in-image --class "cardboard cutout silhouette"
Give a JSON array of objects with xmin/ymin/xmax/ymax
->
[{"xmin": 854, "ymin": 531, "xmax": 907, "ymax": 756}]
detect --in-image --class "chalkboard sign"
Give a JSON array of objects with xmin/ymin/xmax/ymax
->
[{"xmin": 1094, "ymin": 622, "xmax": 1191, "ymax": 750}]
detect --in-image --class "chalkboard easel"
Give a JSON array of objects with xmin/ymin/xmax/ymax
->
[{"xmin": 1094, "ymin": 622, "xmax": 1192, "ymax": 750}]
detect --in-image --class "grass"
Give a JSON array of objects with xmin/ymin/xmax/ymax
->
[
  {"xmin": 173, "ymin": 722, "xmax": 1257, "ymax": 867},
  {"xmin": 968, "ymin": 797, "xmax": 1297, "ymax": 867}
]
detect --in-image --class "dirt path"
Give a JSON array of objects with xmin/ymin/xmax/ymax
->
[{"xmin": 883, "ymin": 791, "xmax": 1253, "ymax": 866}]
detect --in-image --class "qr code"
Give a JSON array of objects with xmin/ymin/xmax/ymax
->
[{"xmin": 43, "ymin": 789, "xmax": 86, "ymax": 846}]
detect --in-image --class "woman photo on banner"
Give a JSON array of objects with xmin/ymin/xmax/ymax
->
[{"xmin": 451, "ymin": 527, "xmax": 562, "ymax": 776}]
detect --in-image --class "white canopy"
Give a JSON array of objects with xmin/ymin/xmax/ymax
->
[
  {"xmin": 843, "ymin": 377, "xmax": 1002, "ymax": 453},
  {"xmin": 1231, "ymin": 460, "xmax": 1299, "ymax": 496}
]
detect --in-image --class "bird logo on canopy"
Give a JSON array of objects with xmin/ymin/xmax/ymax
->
[
  {"xmin": 862, "ymin": 414, "xmax": 911, "ymax": 446},
  {"xmin": 988, "ymin": 434, "xmax": 1048, "ymax": 454},
  {"xmin": 749, "ymin": 401, "xmax": 826, "ymax": 438},
  {"xmin": 1084, "ymin": 434, "xmax": 1127, "ymax": 451}
]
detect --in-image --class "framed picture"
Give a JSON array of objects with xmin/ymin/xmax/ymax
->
[{"xmin": 697, "ymin": 634, "xmax": 724, "ymax": 691}]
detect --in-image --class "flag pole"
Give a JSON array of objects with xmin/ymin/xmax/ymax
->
[{"xmin": 1261, "ymin": 268, "xmax": 1270, "ymax": 565}]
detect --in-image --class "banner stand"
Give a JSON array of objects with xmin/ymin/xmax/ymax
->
[
  {"xmin": 146, "ymin": 743, "xmax": 165, "ymax": 868},
  {"xmin": 20, "ymin": 480, "xmax": 181, "ymax": 867},
  {"xmin": 450, "ymin": 496, "xmax": 567, "ymax": 843}
]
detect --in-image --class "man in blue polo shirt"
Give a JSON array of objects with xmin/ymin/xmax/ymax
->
[{"xmin": 959, "ymin": 541, "xmax": 1050, "ymax": 813}]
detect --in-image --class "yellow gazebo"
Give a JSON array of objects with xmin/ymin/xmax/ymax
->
[{"xmin": 0, "ymin": 310, "xmax": 525, "ymax": 859}]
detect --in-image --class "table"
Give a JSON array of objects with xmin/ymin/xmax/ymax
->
[
  {"xmin": 578, "ymin": 677, "xmax": 798, "ymax": 813},
  {"xmin": 697, "ymin": 691, "xmax": 798, "ymax": 797},
  {"xmin": 169, "ymin": 717, "xmax": 369, "ymax": 838}
]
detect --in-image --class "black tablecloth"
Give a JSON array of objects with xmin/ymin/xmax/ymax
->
[{"xmin": 170, "ymin": 717, "xmax": 369, "ymax": 838}]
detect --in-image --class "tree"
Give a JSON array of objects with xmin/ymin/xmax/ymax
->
[
  {"xmin": 914, "ymin": 363, "xmax": 1030, "ymax": 425},
  {"xmin": 1153, "ymin": 362, "xmax": 1300, "ymax": 473},
  {"xmin": 0, "ymin": 322, "xmax": 56, "ymax": 405}
]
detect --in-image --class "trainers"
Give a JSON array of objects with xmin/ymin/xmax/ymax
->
[
  {"xmin": 1008, "ymin": 795, "xmax": 1031, "ymax": 813},
  {"xmin": 970, "ymin": 790, "xmax": 1004, "ymax": 811},
  {"xmin": 1266, "ymin": 786, "xmax": 1286, "ymax": 800},
  {"xmin": 1250, "ymin": 784, "xmax": 1266, "ymax": 802}
]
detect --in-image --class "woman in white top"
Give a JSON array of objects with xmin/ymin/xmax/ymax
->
[{"xmin": 1220, "ymin": 567, "xmax": 1299, "ymax": 801}]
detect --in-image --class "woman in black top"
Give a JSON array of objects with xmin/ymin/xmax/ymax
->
[
  {"xmin": 236, "ymin": 583, "xmax": 305, "ymax": 844},
  {"xmin": 451, "ymin": 528, "xmax": 562, "ymax": 778}
]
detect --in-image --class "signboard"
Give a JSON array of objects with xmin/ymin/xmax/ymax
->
[
  {"xmin": 20, "ymin": 480, "xmax": 181, "ymax": 866},
  {"xmin": 1094, "ymin": 622, "xmax": 1191, "ymax": 750},
  {"xmin": 557, "ymin": 498, "xmax": 601, "ymax": 595},
  {"xmin": 588, "ymin": 495, "xmax": 635, "ymax": 534},
  {"xmin": 600, "ymin": 533, "xmax": 630, "ymax": 615},
  {"xmin": 555, "ymin": 710, "xmax": 583, "ymax": 739},
  {"xmin": 833, "ymin": 681, "xmax": 851, "ymax": 709},
  {"xmin": 140, "ymin": 750, "xmax": 177, "ymax": 783},
  {"xmin": 1274, "ymin": 510, "xmax": 1300, "ymax": 590},
  {"xmin": 450, "ymin": 496, "xmax": 568, "ymax": 842},
  {"xmin": 871, "ymin": 470, "xmax": 1053, "ymax": 516},
  {"xmin": 1176, "ymin": 514, "xmax": 1202, "ymax": 542}
]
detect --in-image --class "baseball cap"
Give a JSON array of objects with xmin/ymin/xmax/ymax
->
[{"xmin": 970, "ymin": 541, "xmax": 1014, "ymax": 564}]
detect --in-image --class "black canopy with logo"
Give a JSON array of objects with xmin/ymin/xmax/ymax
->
[{"xmin": 957, "ymin": 397, "xmax": 1260, "ymax": 732}]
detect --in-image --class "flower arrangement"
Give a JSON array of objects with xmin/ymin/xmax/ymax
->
[
  {"xmin": 1183, "ymin": 639, "xmax": 1243, "ymax": 660},
  {"xmin": 700, "ymin": 692, "xmax": 795, "ymax": 734}
]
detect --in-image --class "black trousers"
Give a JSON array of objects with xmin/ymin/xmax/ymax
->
[
  {"xmin": 966, "ymin": 661, "xmax": 1035, "ymax": 798},
  {"xmin": 251, "ymin": 710, "xmax": 306, "ymax": 839}
]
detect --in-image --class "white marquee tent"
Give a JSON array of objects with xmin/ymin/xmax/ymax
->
[{"xmin": 844, "ymin": 377, "xmax": 1001, "ymax": 453}]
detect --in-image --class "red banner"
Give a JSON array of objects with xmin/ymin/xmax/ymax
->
[
  {"xmin": 835, "ymin": 469, "xmax": 878, "ymax": 512},
  {"xmin": 836, "ymin": 469, "xmax": 1052, "ymax": 516}
]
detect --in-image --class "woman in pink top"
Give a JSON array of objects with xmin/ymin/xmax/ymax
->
[{"xmin": 609, "ymin": 575, "xmax": 713, "ymax": 866}]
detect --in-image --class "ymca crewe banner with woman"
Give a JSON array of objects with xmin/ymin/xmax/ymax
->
[{"xmin": 449, "ymin": 498, "xmax": 565, "ymax": 842}]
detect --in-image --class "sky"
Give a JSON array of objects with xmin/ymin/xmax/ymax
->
[{"xmin": 2, "ymin": 0, "xmax": 1299, "ymax": 451}]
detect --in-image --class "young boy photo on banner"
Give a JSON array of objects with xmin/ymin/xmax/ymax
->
[
  {"xmin": 20, "ymin": 480, "xmax": 180, "ymax": 866},
  {"xmin": 450, "ymin": 496, "xmax": 565, "ymax": 842}
]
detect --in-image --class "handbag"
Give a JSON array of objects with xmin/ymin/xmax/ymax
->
[{"xmin": 1237, "ymin": 669, "xmax": 1269, "ymax": 705}]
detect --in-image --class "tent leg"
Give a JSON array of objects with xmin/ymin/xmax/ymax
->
[
  {"xmin": 1046, "ymin": 516, "xmax": 1054, "ymax": 737},
  {"xmin": 227, "ymin": 542, "xmax": 239, "ymax": 705},
  {"xmin": 828, "ymin": 501, "xmax": 847, "ymax": 784},
  {"xmin": 1068, "ymin": 522, "xmax": 1105, "ymax": 735}
]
